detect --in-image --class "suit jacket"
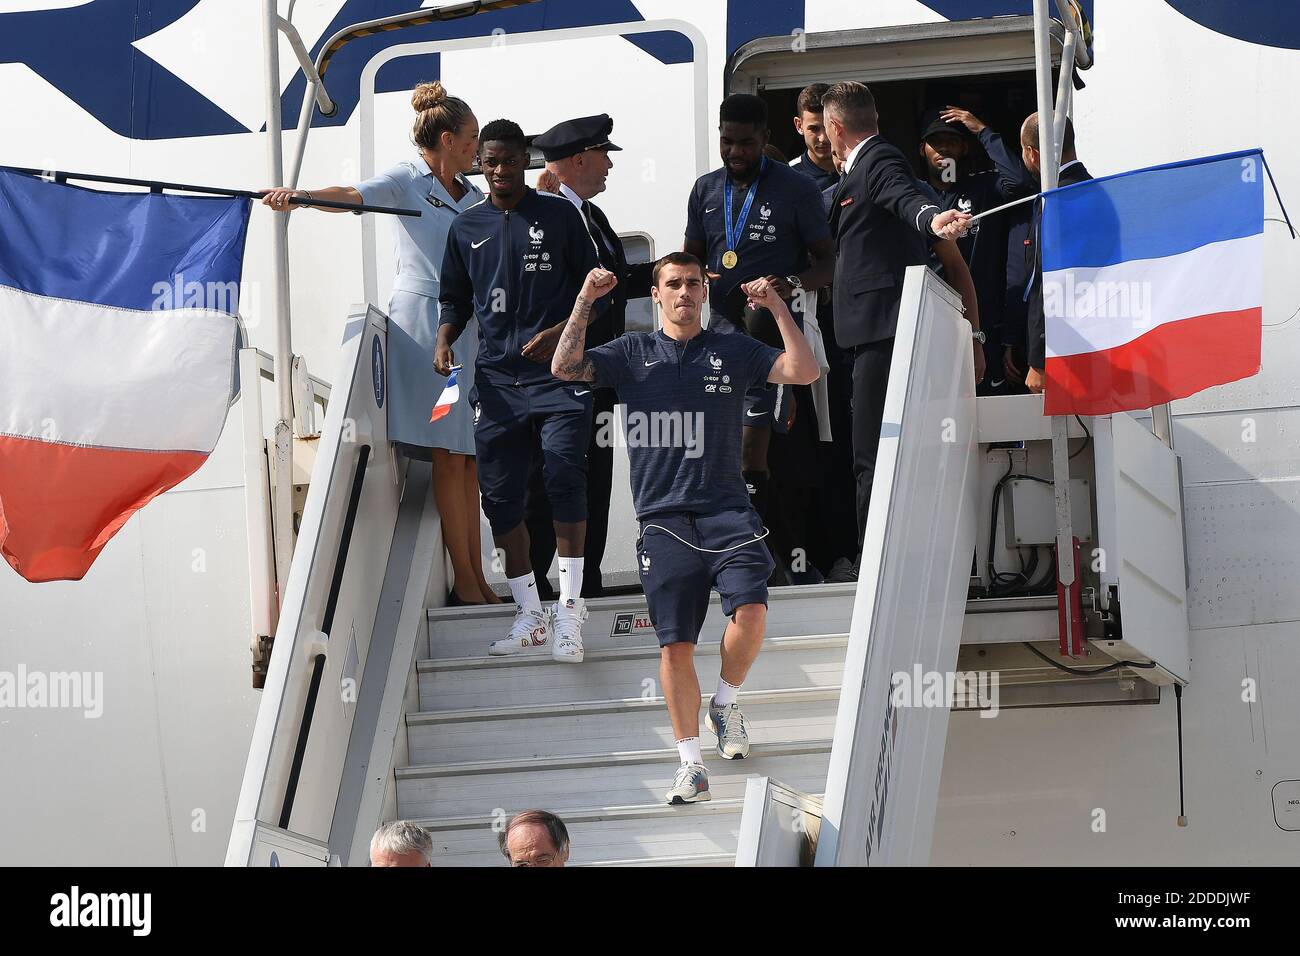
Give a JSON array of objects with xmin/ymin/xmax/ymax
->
[
  {"xmin": 1025, "ymin": 160, "xmax": 1092, "ymax": 369},
  {"xmin": 583, "ymin": 198, "xmax": 653, "ymax": 347},
  {"xmin": 830, "ymin": 136, "xmax": 943, "ymax": 347}
]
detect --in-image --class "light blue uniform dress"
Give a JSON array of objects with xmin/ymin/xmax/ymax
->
[{"xmin": 357, "ymin": 157, "xmax": 484, "ymax": 457}]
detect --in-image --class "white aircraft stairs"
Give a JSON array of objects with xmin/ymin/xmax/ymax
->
[{"xmin": 227, "ymin": 267, "xmax": 1192, "ymax": 866}]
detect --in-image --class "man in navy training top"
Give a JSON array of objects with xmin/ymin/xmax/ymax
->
[
  {"xmin": 915, "ymin": 106, "xmax": 1033, "ymax": 393},
  {"xmin": 437, "ymin": 119, "xmax": 599, "ymax": 662},
  {"xmin": 551, "ymin": 252, "xmax": 820, "ymax": 805},
  {"xmin": 683, "ymin": 93, "xmax": 834, "ymax": 585}
]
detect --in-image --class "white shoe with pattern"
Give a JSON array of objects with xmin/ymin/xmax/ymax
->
[
  {"xmin": 551, "ymin": 599, "xmax": 588, "ymax": 663},
  {"xmin": 488, "ymin": 605, "xmax": 551, "ymax": 656}
]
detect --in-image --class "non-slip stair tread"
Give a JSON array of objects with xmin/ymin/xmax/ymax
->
[
  {"xmin": 414, "ymin": 796, "xmax": 750, "ymax": 832},
  {"xmin": 416, "ymin": 632, "xmax": 849, "ymax": 671},
  {"xmin": 426, "ymin": 582, "xmax": 857, "ymax": 621},
  {"xmin": 406, "ymin": 685, "xmax": 840, "ymax": 724},
  {"xmin": 397, "ymin": 738, "xmax": 833, "ymax": 779},
  {"xmin": 425, "ymin": 587, "xmax": 859, "ymax": 659},
  {"xmin": 396, "ymin": 750, "xmax": 833, "ymax": 821},
  {"xmin": 428, "ymin": 813, "xmax": 747, "ymax": 867},
  {"xmin": 405, "ymin": 696, "xmax": 840, "ymax": 766},
  {"xmin": 418, "ymin": 657, "xmax": 845, "ymax": 714}
]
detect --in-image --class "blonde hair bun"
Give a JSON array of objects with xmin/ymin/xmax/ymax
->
[{"xmin": 412, "ymin": 81, "xmax": 448, "ymax": 113}]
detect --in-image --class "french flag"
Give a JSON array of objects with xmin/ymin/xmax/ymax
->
[
  {"xmin": 0, "ymin": 169, "xmax": 250, "ymax": 582},
  {"xmin": 1042, "ymin": 150, "xmax": 1265, "ymax": 416},
  {"xmin": 430, "ymin": 365, "xmax": 460, "ymax": 422}
]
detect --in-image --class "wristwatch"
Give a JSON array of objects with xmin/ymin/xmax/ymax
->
[
  {"xmin": 785, "ymin": 274, "xmax": 803, "ymax": 291},
  {"xmin": 972, "ymin": 328, "xmax": 987, "ymax": 344}
]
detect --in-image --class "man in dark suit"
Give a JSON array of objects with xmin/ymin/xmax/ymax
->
[
  {"xmin": 820, "ymin": 81, "xmax": 981, "ymax": 558},
  {"xmin": 1015, "ymin": 112, "xmax": 1092, "ymax": 394},
  {"xmin": 525, "ymin": 114, "xmax": 653, "ymax": 598}
]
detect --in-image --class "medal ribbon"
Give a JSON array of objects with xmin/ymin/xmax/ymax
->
[{"xmin": 722, "ymin": 156, "xmax": 766, "ymax": 265}]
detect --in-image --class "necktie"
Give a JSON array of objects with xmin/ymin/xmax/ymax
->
[{"xmin": 582, "ymin": 201, "xmax": 616, "ymax": 270}]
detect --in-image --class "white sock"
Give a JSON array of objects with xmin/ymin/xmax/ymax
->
[
  {"xmin": 558, "ymin": 556, "xmax": 584, "ymax": 607},
  {"xmin": 714, "ymin": 678, "xmax": 741, "ymax": 708},
  {"xmin": 676, "ymin": 737, "xmax": 703, "ymax": 766},
  {"xmin": 507, "ymin": 572, "xmax": 542, "ymax": 613}
]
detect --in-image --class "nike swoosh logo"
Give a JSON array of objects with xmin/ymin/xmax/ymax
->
[
  {"xmin": 574, "ymin": 389, "xmax": 591, "ymax": 396},
  {"xmin": 644, "ymin": 360, "xmax": 660, "ymax": 367},
  {"xmin": 705, "ymin": 207, "xmax": 718, "ymax": 214},
  {"xmin": 471, "ymin": 237, "xmax": 492, "ymax": 249},
  {"xmin": 745, "ymin": 409, "xmax": 764, "ymax": 417}
]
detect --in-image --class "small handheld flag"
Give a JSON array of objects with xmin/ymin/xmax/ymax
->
[{"xmin": 430, "ymin": 365, "xmax": 461, "ymax": 422}]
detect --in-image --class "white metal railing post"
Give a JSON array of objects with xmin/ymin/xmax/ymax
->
[
  {"xmin": 1036, "ymin": 0, "xmax": 1081, "ymax": 656},
  {"xmin": 1152, "ymin": 403, "xmax": 1174, "ymax": 447},
  {"xmin": 262, "ymin": 0, "xmax": 296, "ymax": 595},
  {"xmin": 1052, "ymin": 30, "xmax": 1076, "ymax": 167}
]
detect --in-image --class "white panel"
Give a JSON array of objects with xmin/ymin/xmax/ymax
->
[
  {"xmin": 1184, "ymin": 480, "xmax": 1300, "ymax": 629},
  {"xmin": 1171, "ymin": 407, "xmax": 1300, "ymax": 485},
  {"xmin": 816, "ymin": 267, "xmax": 980, "ymax": 866},
  {"xmin": 1093, "ymin": 413, "xmax": 1190, "ymax": 682},
  {"xmin": 934, "ymin": 622, "xmax": 1300, "ymax": 865}
]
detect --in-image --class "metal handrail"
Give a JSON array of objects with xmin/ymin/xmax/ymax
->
[
  {"xmin": 286, "ymin": 0, "xmax": 540, "ymax": 188},
  {"xmin": 278, "ymin": 443, "xmax": 371, "ymax": 829}
]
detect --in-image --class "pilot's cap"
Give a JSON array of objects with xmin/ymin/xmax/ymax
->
[{"xmin": 532, "ymin": 113, "xmax": 622, "ymax": 161}]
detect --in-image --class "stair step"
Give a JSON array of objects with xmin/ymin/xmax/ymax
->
[
  {"xmin": 395, "ymin": 746, "xmax": 832, "ymax": 820},
  {"xmin": 405, "ymin": 689, "xmax": 840, "ymax": 765},
  {"xmin": 415, "ymin": 634, "xmax": 848, "ymax": 712},
  {"xmin": 416, "ymin": 796, "xmax": 747, "ymax": 832},
  {"xmin": 574, "ymin": 852, "xmax": 737, "ymax": 867},
  {"xmin": 423, "ymin": 806, "xmax": 748, "ymax": 867},
  {"xmin": 426, "ymin": 583, "xmax": 857, "ymax": 659}
]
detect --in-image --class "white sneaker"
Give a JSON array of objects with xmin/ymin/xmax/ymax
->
[
  {"xmin": 551, "ymin": 599, "xmax": 588, "ymax": 663},
  {"xmin": 488, "ymin": 605, "xmax": 551, "ymax": 656},
  {"xmin": 666, "ymin": 762, "xmax": 711, "ymax": 804}
]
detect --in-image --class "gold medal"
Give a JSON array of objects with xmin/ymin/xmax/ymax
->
[{"xmin": 722, "ymin": 250, "xmax": 738, "ymax": 270}]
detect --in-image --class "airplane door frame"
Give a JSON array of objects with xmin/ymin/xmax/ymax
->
[{"xmin": 357, "ymin": 20, "xmax": 713, "ymax": 308}]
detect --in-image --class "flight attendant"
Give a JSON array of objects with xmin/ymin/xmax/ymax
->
[{"xmin": 262, "ymin": 81, "xmax": 500, "ymax": 606}]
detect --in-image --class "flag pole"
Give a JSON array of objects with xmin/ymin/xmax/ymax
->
[
  {"xmin": 263, "ymin": 0, "xmax": 296, "ymax": 608},
  {"xmin": 0, "ymin": 165, "xmax": 419, "ymax": 216},
  {"xmin": 1035, "ymin": 0, "xmax": 1084, "ymax": 658}
]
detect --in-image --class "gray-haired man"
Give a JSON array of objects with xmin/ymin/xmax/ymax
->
[{"xmin": 369, "ymin": 820, "xmax": 434, "ymax": 867}]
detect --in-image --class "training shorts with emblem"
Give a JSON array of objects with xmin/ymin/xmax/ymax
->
[
  {"xmin": 472, "ymin": 378, "xmax": 593, "ymax": 535},
  {"xmin": 635, "ymin": 507, "xmax": 774, "ymax": 647}
]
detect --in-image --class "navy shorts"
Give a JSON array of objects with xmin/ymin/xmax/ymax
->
[
  {"xmin": 635, "ymin": 508, "xmax": 775, "ymax": 647},
  {"xmin": 473, "ymin": 378, "xmax": 593, "ymax": 535}
]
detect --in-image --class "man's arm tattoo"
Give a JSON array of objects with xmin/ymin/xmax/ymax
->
[{"xmin": 553, "ymin": 294, "xmax": 597, "ymax": 380}]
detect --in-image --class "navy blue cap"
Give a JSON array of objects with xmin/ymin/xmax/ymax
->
[
  {"xmin": 532, "ymin": 113, "xmax": 622, "ymax": 161},
  {"xmin": 920, "ymin": 108, "xmax": 969, "ymax": 142}
]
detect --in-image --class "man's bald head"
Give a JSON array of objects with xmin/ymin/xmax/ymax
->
[{"xmin": 1019, "ymin": 112, "xmax": 1076, "ymax": 177}]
